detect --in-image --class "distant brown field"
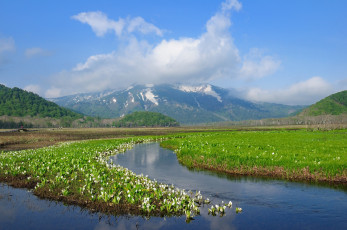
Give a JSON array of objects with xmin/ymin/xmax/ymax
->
[{"xmin": 0, "ymin": 127, "xmax": 187, "ymax": 151}]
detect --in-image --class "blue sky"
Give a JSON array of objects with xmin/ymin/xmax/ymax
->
[{"xmin": 0, "ymin": 0, "xmax": 346, "ymax": 105}]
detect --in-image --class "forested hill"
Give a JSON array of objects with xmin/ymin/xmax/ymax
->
[
  {"xmin": 113, "ymin": 111, "xmax": 179, "ymax": 127},
  {"xmin": 0, "ymin": 84, "xmax": 82, "ymax": 119},
  {"xmin": 299, "ymin": 90, "xmax": 347, "ymax": 116}
]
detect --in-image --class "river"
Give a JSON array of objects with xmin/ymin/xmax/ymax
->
[{"xmin": 1, "ymin": 143, "xmax": 346, "ymax": 229}]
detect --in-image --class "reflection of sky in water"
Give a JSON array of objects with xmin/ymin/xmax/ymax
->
[
  {"xmin": 1, "ymin": 143, "xmax": 347, "ymax": 229},
  {"xmin": 111, "ymin": 143, "xmax": 347, "ymax": 230}
]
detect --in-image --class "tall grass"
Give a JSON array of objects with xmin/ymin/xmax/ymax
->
[{"xmin": 161, "ymin": 130, "xmax": 347, "ymax": 182}]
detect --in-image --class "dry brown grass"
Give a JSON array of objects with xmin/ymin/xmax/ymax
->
[{"xmin": 0, "ymin": 127, "xmax": 183, "ymax": 151}]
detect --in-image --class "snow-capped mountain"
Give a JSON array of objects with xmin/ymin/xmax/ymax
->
[{"xmin": 50, "ymin": 84, "xmax": 305, "ymax": 124}]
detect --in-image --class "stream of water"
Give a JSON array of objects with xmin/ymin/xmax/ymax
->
[{"xmin": 1, "ymin": 143, "xmax": 346, "ymax": 229}]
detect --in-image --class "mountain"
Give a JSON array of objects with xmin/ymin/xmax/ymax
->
[
  {"xmin": 299, "ymin": 90, "xmax": 347, "ymax": 116},
  {"xmin": 0, "ymin": 84, "xmax": 82, "ymax": 119},
  {"xmin": 113, "ymin": 111, "xmax": 179, "ymax": 127},
  {"xmin": 51, "ymin": 84, "xmax": 305, "ymax": 124}
]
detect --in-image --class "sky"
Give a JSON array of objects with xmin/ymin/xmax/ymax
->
[{"xmin": 0, "ymin": 0, "xmax": 346, "ymax": 105}]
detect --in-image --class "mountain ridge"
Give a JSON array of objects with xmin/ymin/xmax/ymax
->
[{"xmin": 51, "ymin": 84, "xmax": 305, "ymax": 124}]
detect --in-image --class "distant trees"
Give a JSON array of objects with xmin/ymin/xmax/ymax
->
[
  {"xmin": 113, "ymin": 111, "xmax": 179, "ymax": 127},
  {"xmin": 0, "ymin": 120, "xmax": 33, "ymax": 129}
]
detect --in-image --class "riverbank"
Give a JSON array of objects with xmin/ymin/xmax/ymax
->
[
  {"xmin": 161, "ymin": 130, "xmax": 347, "ymax": 186},
  {"xmin": 0, "ymin": 137, "xmax": 202, "ymax": 219}
]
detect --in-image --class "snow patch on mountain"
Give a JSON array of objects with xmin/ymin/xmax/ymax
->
[
  {"xmin": 139, "ymin": 92, "xmax": 145, "ymax": 101},
  {"xmin": 178, "ymin": 84, "xmax": 222, "ymax": 102},
  {"xmin": 144, "ymin": 89, "xmax": 159, "ymax": 105},
  {"xmin": 128, "ymin": 92, "xmax": 135, "ymax": 103}
]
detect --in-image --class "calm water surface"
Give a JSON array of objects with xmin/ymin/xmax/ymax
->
[{"xmin": 1, "ymin": 143, "xmax": 346, "ymax": 229}]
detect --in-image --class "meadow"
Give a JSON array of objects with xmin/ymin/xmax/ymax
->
[
  {"xmin": 161, "ymin": 130, "xmax": 347, "ymax": 184},
  {"xmin": 0, "ymin": 127, "xmax": 346, "ymax": 220}
]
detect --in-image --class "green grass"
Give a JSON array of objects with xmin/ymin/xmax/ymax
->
[
  {"xmin": 0, "ymin": 136, "xmax": 202, "ymax": 218},
  {"xmin": 161, "ymin": 130, "xmax": 347, "ymax": 182},
  {"xmin": 1, "ymin": 128, "xmax": 346, "ymax": 220}
]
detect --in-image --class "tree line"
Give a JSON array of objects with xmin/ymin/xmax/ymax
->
[
  {"xmin": 0, "ymin": 84, "xmax": 82, "ymax": 119},
  {"xmin": 113, "ymin": 111, "xmax": 179, "ymax": 127}
]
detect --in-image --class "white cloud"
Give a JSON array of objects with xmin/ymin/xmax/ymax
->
[
  {"xmin": 48, "ymin": 0, "xmax": 280, "ymax": 97},
  {"xmin": 239, "ymin": 48, "xmax": 281, "ymax": 79},
  {"xmin": 71, "ymin": 11, "xmax": 162, "ymax": 37},
  {"xmin": 24, "ymin": 84, "xmax": 41, "ymax": 94},
  {"xmin": 222, "ymin": 0, "xmax": 242, "ymax": 11},
  {"xmin": 127, "ymin": 17, "xmax": 163, "ymax": 36},
  {"xmin": 47, "ymin": 1, "xmax": 245, "ymax": 97},
  {"xmin": 25, "ymin": 47, "xmax": 52, "ymax": 58},
  {"xmin": 245, "ymin": 76, "xmax": 333, "ymax": 105},
  {"xmin": 72, "ymin": 11, "xmax": 124, "ymax": 37},
  {"xmin": 45, "ymin": 87, "xmax": 62, "ymax": 98}
]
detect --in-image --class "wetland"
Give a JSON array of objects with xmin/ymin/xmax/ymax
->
[{"xmin": 0, "ymin": 128, "xmax": 346, "ymax": 229}]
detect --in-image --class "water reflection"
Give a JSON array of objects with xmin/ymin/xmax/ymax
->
[{"xmin": 111, "ymin": 143, "xmax": 347, "ymax": 230}]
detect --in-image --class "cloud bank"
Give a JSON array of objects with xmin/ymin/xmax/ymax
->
[
  {"xmin": 46, "ymin": 0, "xmax": 331, "ymax": 106},
  {"xmin": 24, "ymin": 84, "xmax": 41, "ymax": 95},
  {"xmin": 240, "ymin": 48, "xmax": 281, "ymax": 80},
  {"xmin": 245, "ymin": 76, "xmax": 333, "ymax": 105}
]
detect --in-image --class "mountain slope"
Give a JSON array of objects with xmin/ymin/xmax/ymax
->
[
  {"xmin": 299, "ymin": 90, "xmax": 347, "ymax": 116},
  {"xmin": 0, "ymin": 84, "xmax": 82, "ymax": 119},
  {"xmin": 51, "ymin": 84, "xmax": 305, "ymax": 124}
]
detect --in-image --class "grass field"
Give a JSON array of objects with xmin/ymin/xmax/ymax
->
[
  {"xmin": 1, "ymin": 127, "xmax": 346, "ymax": 219},
  {"xmin": 0, "ymin": 126, "xmax": 301, "ymax": 151},
  {"xmin": 161, "ymin": 129, "xmax": 347, "ymax": 184}
]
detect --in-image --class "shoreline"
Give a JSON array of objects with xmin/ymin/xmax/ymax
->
[
  {"xmin": 177, "ymin": 160, "xmax": 347, "ymax": 187},
  {"xmin": 0, "ymin": 138, "xmax": 201, "ymax": 219},
  {"xmin": 1, "ymin": 130, "xmax": 346, "ymax": 219}
]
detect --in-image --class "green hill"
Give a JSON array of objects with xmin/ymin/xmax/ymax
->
[
  {"xmin": 0, "ymin": 84, "xmax": 83, "ymax": 119},
  {"xmin": 113, "ymin": 111, "xmax": 179, "ymax": 127},
  {"xmin": 299, "ymin": 90, "xmax": 347, "ymax": 116}
]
